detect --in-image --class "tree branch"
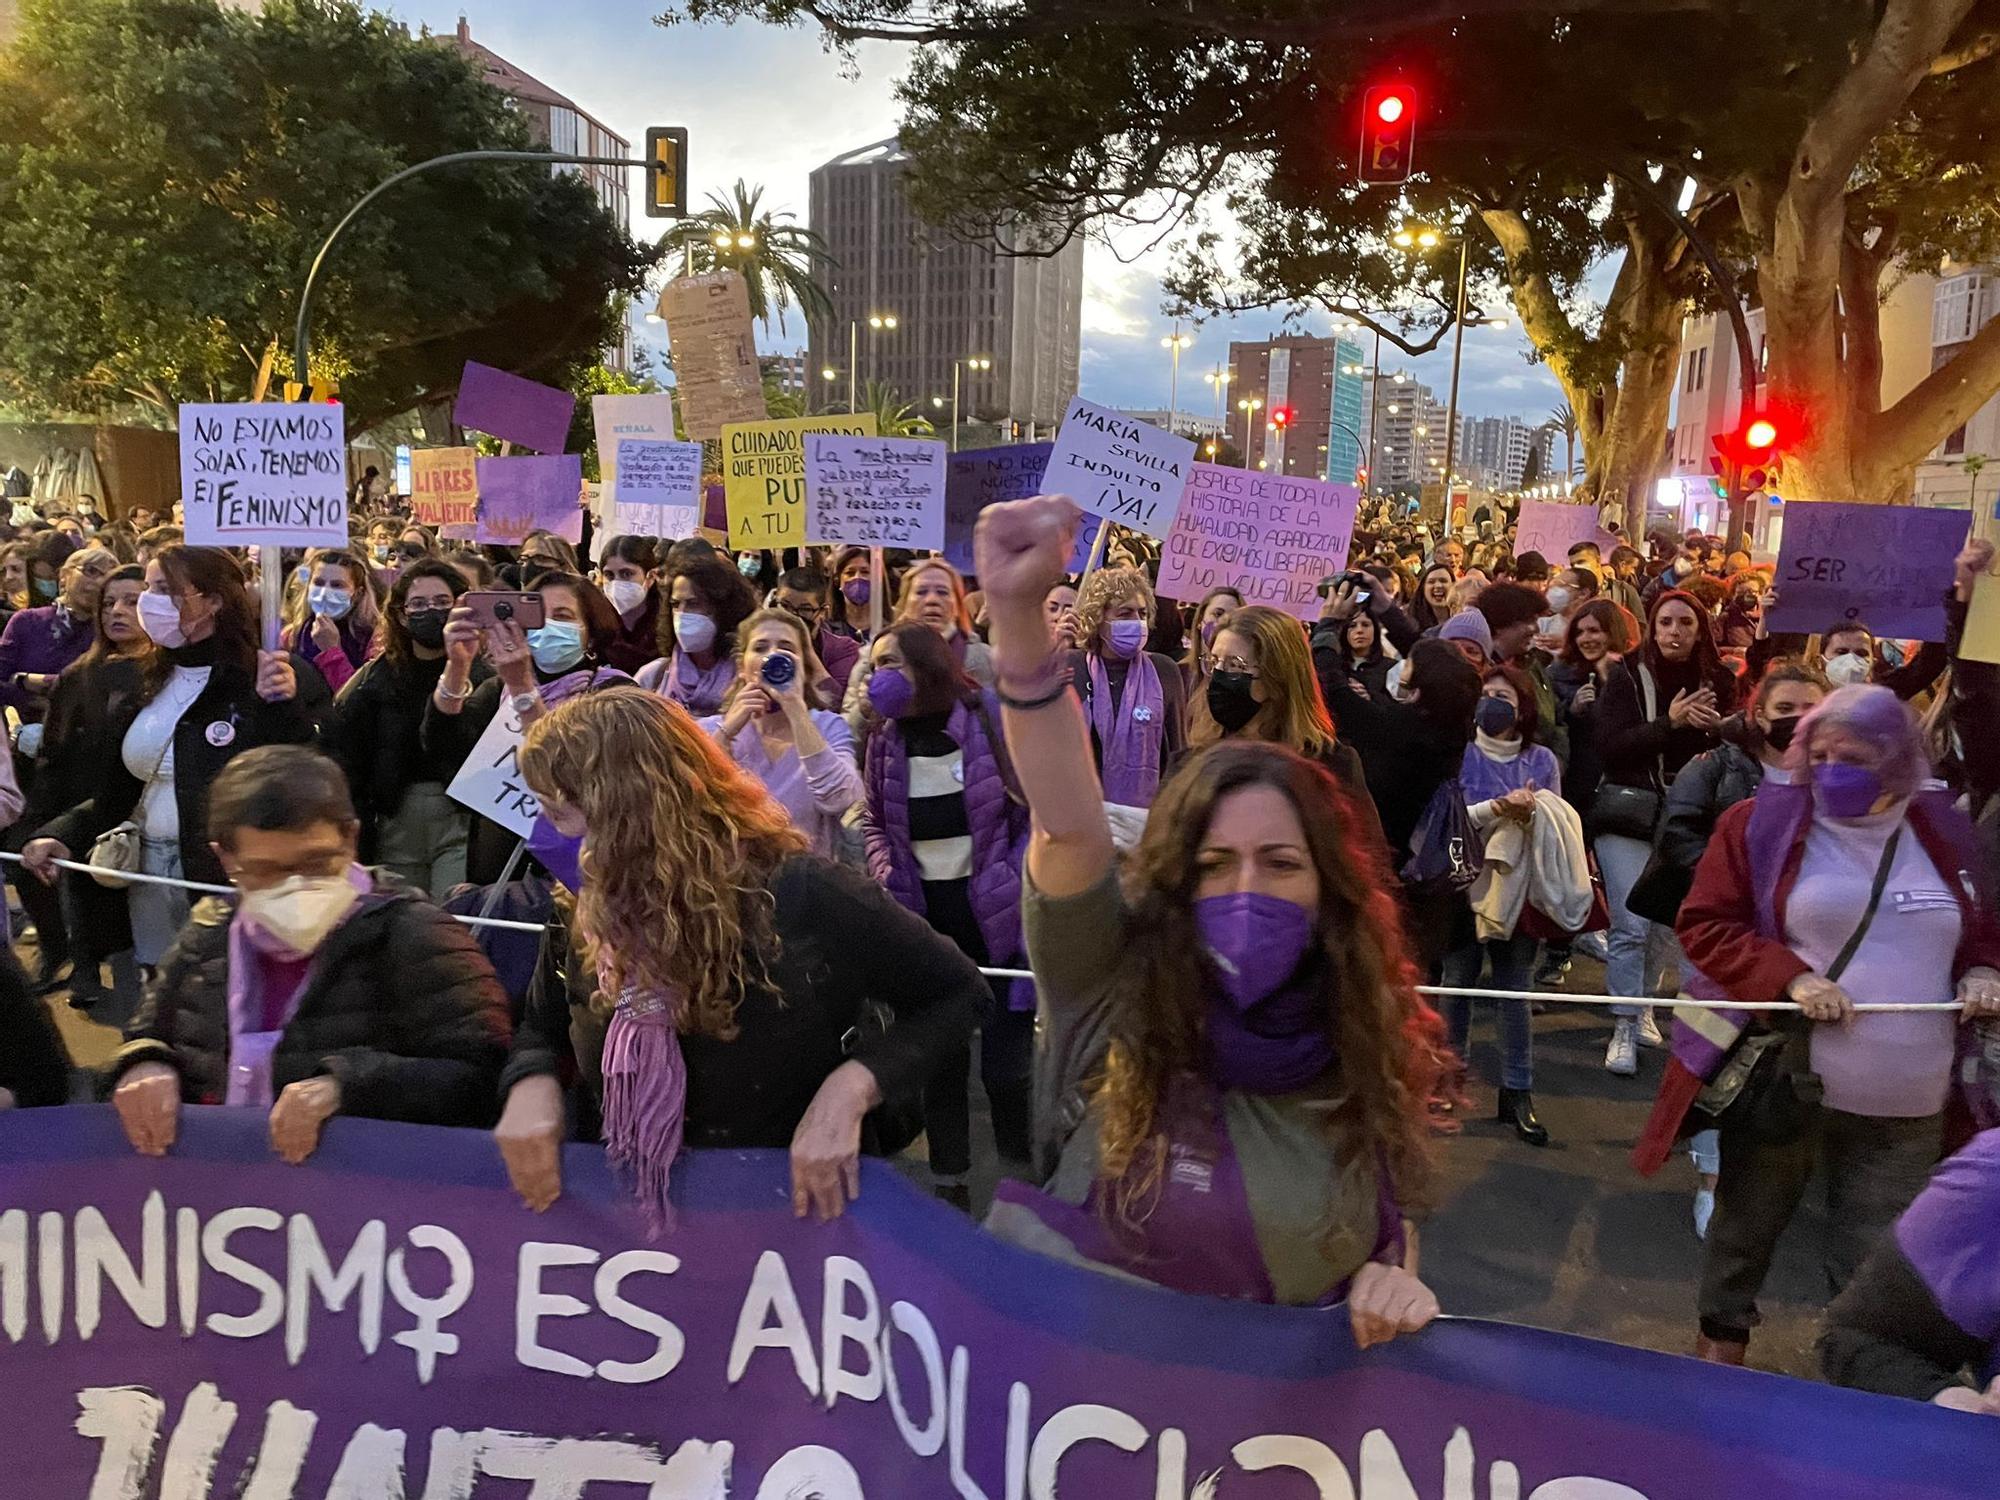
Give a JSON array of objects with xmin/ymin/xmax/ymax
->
[
  {"xmin": 1929, "ymin": 27, "xmax": 2000, "ymax": 72},
  {"xmin": 1868, "ymin": 309, "xmax": 2000, "ymax": 477}
]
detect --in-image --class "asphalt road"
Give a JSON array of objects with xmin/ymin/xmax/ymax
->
[{"xmin": 40, "ymin": 954, "xmax": 1832, "ymax": 1380}]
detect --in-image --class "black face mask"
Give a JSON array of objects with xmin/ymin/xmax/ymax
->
[
  {"xmin": 1763, "ymin": 714, "xmax": 1801, "ymax": 752},
  {"xmin": 404, "ymin": 609, "xmax": 448, "ymax": 649},
  {"xmin": 1206, "ymin": 670, "xmax": 1261, "ymax": 733}
]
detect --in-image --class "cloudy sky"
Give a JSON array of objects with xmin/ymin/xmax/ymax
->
[{"xmin": 393, "ymin": 0, "xmax": 1566, "ymax": 422}]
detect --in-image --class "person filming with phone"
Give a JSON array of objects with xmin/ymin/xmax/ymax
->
[{"xmin": 702, "ymin": 609, "xmax": 865, "ymax": 859}]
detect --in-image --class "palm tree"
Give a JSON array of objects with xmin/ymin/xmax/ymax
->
[
  {"xmin": 1547, "ymin": 402, "xmax": 1579, "ymax": 485},
  {"xmin": 862, "ymin": 380, "xmax": 935, "ymax": 437},
  {"xmin": 666, "ymin": 181, "xmax": 834, "ymax": 335}
]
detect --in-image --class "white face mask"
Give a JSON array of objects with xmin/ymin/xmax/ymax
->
[
  {"xmin": 675, "ymin": 610, "xmax": 717, "ymax": 654},
  {"xmin": 137, "ymin": 590, "xmax": 188, "ymax": 647},
  {"xmin": 604, "ymin": 579, "xmax": 648, "ymax": 617},
  {"xmin": 307, "ymin": 584, "xmax": 353, "ymax": 621},
  {"xmin": 1545, "ymin": 586, "xmax": 1574, "ymax": 613},
  {"xmin": 238, "ymin": 873, "xmax": 360, "ymax": 956},
  {"xmin": 1824, "ymin": 651, "xmax": 1872, "ymax": 687}
]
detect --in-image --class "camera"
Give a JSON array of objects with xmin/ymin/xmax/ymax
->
[
  {"xmin": 1316, "ymin": 571, "xmax": 1373, "ymax": 604},
  {"xmin": 760, "ymin": 652, "xmax": 797, "ymax": 689},
  {"xmin": 491, "ymin": 601, "xmax": 513, "ymax": 622}
]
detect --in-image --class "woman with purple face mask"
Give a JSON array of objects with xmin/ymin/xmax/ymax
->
[
  {"xmin": 1655, "ymin": 683, "xmax": 2000, "ymax": 1368},
  {"xmin": 973, "ymin": 495, "xmax": 1450, "ymax": 1336},
  {"xmin": 823, "ymin": 545, "xmax": 877, "ymax": 644},
  {"xmin": 1064, "ymin": 567, "xmax": 1186, "ymax": 813},
  {"xmin": 860, "ymin": 621, "xmax": 1033, "ymax": 1211}
]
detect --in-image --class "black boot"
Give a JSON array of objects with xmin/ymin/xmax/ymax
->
[{"xmin": 1497, "ymin": 1087, "xmax": 1550, "ymax": 1146}]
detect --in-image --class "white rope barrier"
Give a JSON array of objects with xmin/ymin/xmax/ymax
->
[
  {"xmin": 0, "ymin": 853, "xmax": 1970, "ymax": 1009},
  {"xmin": 970, "ymin": 969, "xmax": 1966, "ymax": 1014},
  {"xmin": 0, "ymin": 851, "xmax": 547, "ymax": 934}
]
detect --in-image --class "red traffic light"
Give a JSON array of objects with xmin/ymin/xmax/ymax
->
[
  {"xmin": 1271, "ymin": 406, "xmax": 1294, "ymax": 429},
  {"xmin": 1743, "ymin": 418, "xmax": 1779, "ymax": 452},
  {"xmin": 1358, "ymin": 83, "xmax": 1417, "ymax": 185}
]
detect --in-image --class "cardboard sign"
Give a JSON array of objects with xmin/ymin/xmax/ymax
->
[
  {"xmin": 1768, "ymin": 501, "xmax": 1970, "ymax": 641},
  {"xmin": 446, "ymin": 703, "xmax": 541, "ymax": 837},
  {"xmin": 592, "ymin": 393, "xmax": 678, "ymax": 503},
  {"xmin": 177, "ymin": 402, "xmax": 347, "ymax": 547},
  {"xmin": 1157, "ymin": 465, "xmax": 1361, "ymax": 620},
  {"xmin": 409, "ymin": 447, "xmax": 478, "ymax": 537},
  {"xmin": 1959, "ymin": 569, "xmax": 2000, "ymax": 665},
  {"xmin": 721, "ymin": 414, "xmax": 879, "ymax": 548},
  {"xmin": 941, "ymin": 442, "xmax": 1103, "ymax": 576},
  {"xmin": 657, "ymin": 271, "xmax": 768, "ymax": 439},
  {"xmin": 474, "ymin": 454, "xmax": 585, "ymax": 546},
  {"xmin": 1042, "ymin": 397, "xmax": 1195, "ymax": 540},
  {"xmin": 803, "ymin": 434, "xmax": 948, "ymax": 548},
  {"xmin": 1514, "ymin": 500, "xmax": 1606, "ymax": 564},
  {"xmin": 610, "ymin": 438, "xmax": 703, "ymax": 539},
  {"xmin": 454, "ymin": 362, "xmax": 576, "ymax": 455}
]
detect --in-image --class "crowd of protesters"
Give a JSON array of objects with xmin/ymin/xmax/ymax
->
[{"xmin": 0, "ymin": 480, "xmax": 1995, "ymax": 1404}]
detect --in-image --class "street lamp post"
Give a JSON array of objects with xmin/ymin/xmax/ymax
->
[
  {"xmin": 1205, "ymin": 365, "xmax": 1232, "ymax": 437},
  {"xmin": 1442, "ymin": 238, "xmax": 1470, "ymax": 516},
  {"xmin": 1236, "ymin": 397, "xmax": 1263, "ymax": 464},
  {"xmin": 1161, "ymin": 326, "xmax": 1193, "ymax": 432},
  {"xmin": 848, "ymin": 313, "xmax": 899, "ymax": 414},
  {"xmin": 952, "ymin": 356, "xmax": 992, "ymax": 453}
]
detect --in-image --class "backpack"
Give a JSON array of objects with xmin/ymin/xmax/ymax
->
[{"xmin": 1400, "ymin": 777, "xmax": 1484, "ymax": 896}]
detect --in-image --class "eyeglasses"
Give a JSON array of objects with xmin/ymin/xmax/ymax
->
[
  {"xmin": 1206, "ymin": 655, "xmax": 1260, "ymax": 678},
  {"xmin": 782, "ymin": 602, "xmax": 823, "ymax": 624}
]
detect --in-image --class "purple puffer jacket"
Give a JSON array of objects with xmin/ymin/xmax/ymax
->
[{"xmin": 863, "ymin": 693, "xmax": 1032, "ymax": 1010}]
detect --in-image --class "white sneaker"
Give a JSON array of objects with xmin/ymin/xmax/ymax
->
[
  {"xmin": 1637, "ymin": 1007, "xmax": 1666, "ymax": 1048},
  {"xmin": 1605, "ymin": 1019, "xmax": 1639, "ymax": 1076},
  {"xmin": 1693, "ymin": 1187, "xmax": 1716, "ymax": 1241},
  {"xmin": 1575, "ymin": 929, "xmax": 1609, "ymax": 962}
]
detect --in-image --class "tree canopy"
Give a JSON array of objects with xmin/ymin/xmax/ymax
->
[
  {"xmin": 0, "ymin": 0, "xmax": 655, "ymax": 430},
  {"xmin": 670, "ymin": 0, "xmax": 2000, "ymax": 512}
]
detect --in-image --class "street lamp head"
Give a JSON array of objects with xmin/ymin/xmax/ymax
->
[
  {"xmin": 884, "ymin": 315, "xmax": 899, "ymax": 329},
  {"xmin": 1393, "ymin": 230, "xmax": 1415, "ymax": 248},
  {"xmin": 821, "ymin": 368, "xmax": 837, "ymax": 381},
  {"xmin": 932, "ymin": 396, "xmax": 945, "ymax": 408},
  {"xmin": 1417, "ymin": 230, "xmax": 1440, "ymax": 248},
  {"xmin": 736, "ymin": 233, "xmax": 757, "ymax": 249},
  {"xmin": 712, "ymin": 231, "xmax": 733, "ymax": 249}
]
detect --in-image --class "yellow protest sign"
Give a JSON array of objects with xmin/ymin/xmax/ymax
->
[
  {"xmin": 411, "ymin": 447, "xmax": 479, "ymax": 537},
  {"xmin": 1960, "ymin": 569, "xmax": 2000, "ymax": 665},
  {"xmin": 721, "ymin": 414, "xmax": 879, "ymax": 547}
]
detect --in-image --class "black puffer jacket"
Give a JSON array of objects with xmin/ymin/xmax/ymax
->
[
  {"xmin": 37, "ymin": 648, "xmax": 331, "ymax": 887},
  {"xmin": 331, "ymin": 652, "xmax": 493, "ymax": 852},
  {"xmin": 110, "ymin": 878, "xmax": 511, "ymax": 1125},
  {"xmin": 1656, "ymin": 740, "xmax": 1764, "ymax": 873}
]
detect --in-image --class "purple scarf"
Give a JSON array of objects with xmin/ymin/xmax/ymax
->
[
  {"xmin": 1088, "ymin": 650, "xmax": 1165, "ymax": 807},
  {"xmin": 1207, "ymin": 976, "xmax": 1339, "ymax": 1094},
  {"xmin": 667, "ymin": 650, "xmax": 735, "ymax": 715},
  {"xmin": 224, "ymin": 864, "xmax": 374, "ymax": 1108},
  {"xmin": 598, "ymin": 961, "xmax": 688, "ymax": 1236},
  {"xmin": 523, "ymin": 667, "xmax": 633, "ymax": 891}
]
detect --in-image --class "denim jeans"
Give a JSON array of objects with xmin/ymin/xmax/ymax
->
[
  {"xmin": 1439, "ymin": 932, "xmax": 1539, "ymax": 1089},
  {"xmin": 1594, "ymin": 832, "xmax": 1685, "ymax": 1019}
]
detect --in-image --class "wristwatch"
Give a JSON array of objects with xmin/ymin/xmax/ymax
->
[{"xmin": 509, "ymin": 690, "xmax": 542, "ymax": 718}]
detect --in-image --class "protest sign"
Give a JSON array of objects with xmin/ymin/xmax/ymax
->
[
  {"xmin": 1515, "ymin": 499, "xmax": 1605, "ymax": 563},
  {"xmin": 444, "ymin": 701, "xmax": 540, "ymax": 837},
  {"xmin": 1768, "ymin": 501, "xmax": 1971, "ymax": 640},
  {"xmin": 592, "ymin": 392, "xmax": 678, "ymax": 504},
  {"xmin": 177, "ymin": 402, "xmax": 347, "ymax": 547},
  {"xmin": 941, "ymin": 442, "xmax": 1103, "ymax": 574},
  {"xmin": 610, "ymin": 438, "xmax": 703, "ymax": 539},
  {"xmin": 722, "ymin": 414, "xmax": 879, "ymax": 548},
  {"xmin": 453, "ymin": 362, "xmax": 576, "ymax": 455},
  {"xmin": 658, "ymin": 271, "xmax": 768, "ymax": 439},
  {"xmin": 804, "ymin": 434, "xmax": 948, "ymax": 548},
  {"xmin": 1158, "ymin": 465, "xmax": 1361, "ymax": 619},
  {"xmin": 1043, "ymin": 397, "xmax": 1196, "ymax": 539},
  {"xmin": 1960, "ymin": 568, "xmax": 2000, "ymax": 665},
  {"xmin": 3, "ymin": 1105, "xmax": 1990, "ymax": 1500},
  {"xmin": 474, "ymin": 454, "xmax": 585, "ymax": 546},
  {"xmin": 409, "ymin": 446, "xmax": 479, "ymax": 537}
]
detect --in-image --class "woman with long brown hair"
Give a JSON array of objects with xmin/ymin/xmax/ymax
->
[
  {"xmin": 23, "ymin": 546, "xmax": 329, "ymax": 965},
  {"xmin": 492, "ymin": 688, "xmax": 983, "ymax": 1225},
  {"xmin": 974, "ymin": 495, "xmax": 1447, "ymax": 1334},
  {"xmin": 279, "ymin": 547, "xmax": 381, "ymax": 695}
]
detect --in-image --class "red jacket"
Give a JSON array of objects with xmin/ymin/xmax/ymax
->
[{"xmin": 1678, "ymin": 796, "xmax": 2000, "ymax": 1006}]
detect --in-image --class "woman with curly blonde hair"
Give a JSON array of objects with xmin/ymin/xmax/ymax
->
[
  {"xmin": 1065, "ymin": 566, "xmax": 1186, "ymax": 813},
  {"xmin": 492, "ymin": 687, "xmax": 984, "ymax": 1227},
  {"xmin": 974, "ymin": 496, "xmax": 1448, "ymax": 1336}
]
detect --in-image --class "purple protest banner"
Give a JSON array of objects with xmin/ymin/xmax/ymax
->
[
  {"xmin": 2, "ymin": 1107, "xmax": 1991, "ymax": 1499},
  {"xmin": 454, "ymin": 361, "xmax": 577, "ymax": 455},
  {"xmin": 941, "ymin": 443, "xmax": 1103, "ymax": 575},
  {"xmin": 474, "ymin": 453, "xmax": 584, "ymax": 545},
  {"xmin": 1769, "ymin": 501, "xmax": 1971, "ymax": 641}
]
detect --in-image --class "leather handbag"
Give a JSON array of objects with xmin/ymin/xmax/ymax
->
[
  {"xmin": 86, "ymin": 725, "xmax": 176, "ymax": 889},
  {"xmin": 1587, "ymin": 664, "xmax": 1665, "ymax": 841}
]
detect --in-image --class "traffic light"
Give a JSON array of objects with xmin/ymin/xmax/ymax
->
[
  {"xmin": 1271, "ymin": 405, "xmax": 1294, "ymax": 431},
  {"xmin": 1355, "ymin": 465, "xmax": 1370, "ymax": 491},
  {"xmin": 1712, "ymin": 414, "xmax": 1788, "ymax": 494},
  {"xmin": 643, "ymin": 126, "xmax": 689, "ymax": 219},
  {"xmin": 1358, "ymin": 83, "xmax": 1417, "ymax": 185},
  {"xmin": 283, "ymin": 377, "xmax": 340, "ymax": 403}
]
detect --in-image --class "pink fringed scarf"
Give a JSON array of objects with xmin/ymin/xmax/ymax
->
[{"xmin": 599, "ymin": 968, "xmax": 688, "ymax": 1235}]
